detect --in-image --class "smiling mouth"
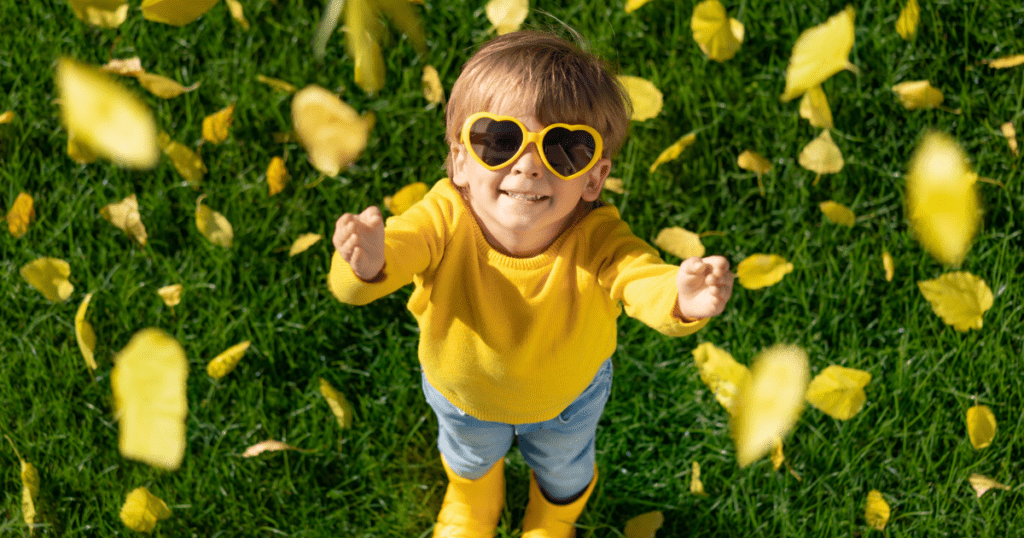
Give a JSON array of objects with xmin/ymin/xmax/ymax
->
[{"xmin": 501, "ymin": 190, "xmax": 548, "ymax": 202}]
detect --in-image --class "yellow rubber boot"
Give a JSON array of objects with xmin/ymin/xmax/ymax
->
[
  {"xmin": 433, "ymin": 455, "xmax": 505, "ymax": 538},
  {"xmin": 521, "ymin": 467, "xmax": 597, "ymax": 538}
]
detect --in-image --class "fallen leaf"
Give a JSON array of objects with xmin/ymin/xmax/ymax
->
[
  {"xmin": 135, "ymin": 72, "xmax": 200, "ymax": 99},
  {"xmin": 896, "ymin": 0, "xmax": 920, "ymax": 39},
  {"xmin": 243, "ymin": 439, "xmax": 301, "ymax": 457},
  {"xmin": 799, "ymin": 85, "xmax": 833, "ymax": 129},
  {"xmin": 735, "ymin": 254, "xmax": 793, "ymax": 290},
  {"xmin": 731, "ymin": 344, "xmax": 809, "ymax": 468},
  {"xmin": 112, "ymin": 328, "xmax": 188, "ymax": 470},
  {"xmin": 918, "ymin": 271, "xmax": 993, "ymax": 332},
  {"xmin": 159, "ymin": 132, "xmax": 207, "ymax": 188},
  {"xmin": 771, "ymin": 438, "xmax": 784, "ymax": 471},
  {"xmin": 882, "ymin": 251, "xmax": 895, "ymax": 282},
  {"xmin": 69, "ymin": 0, "xmax": 129, "ymax": 28},
  {"xmin": 692, "ymin": 342, "xmax": 750, "ymax": 415},
  {"xmin": 101, "ymin": 194, "xmax": 148, "ymax": 246},
  {"xmin": 101, "ymin": 57, "xmax": 145, "ymax": 77},
  {"xmin": 691, "ymin": 0, "xmax": 744, "ymax": 62},
  {"xmin": 5, "ymin": 436, "xmax": 39, "ymax": 536},
  {"xmin": 799, "ymin": 130, "xmax": 844, "ymax": 185},
  {"xmin": 0, "ymin": 110, "xmax": 15, "ymax": 123},
  {"xmin": 195, "ymin": 195, "xmax": 234, "ymax": 248},
  {"xmin": 158, "ymin": 284, "xmax": 183, "ymax": 307},
  {"xmin": 737, "ymin": 150, "xmax": 771, "ymax": 196},
  {"xmin": 422, "ymin": 65, "xmax": 444, "ymax": 105},
  {"xmin": 624, "ymin": 0, "xmax": 656, "ymax": 13},
  {"xmin": 805, "ymin": 365, "xmax": 871, "ymax": 420},
  {"xmin": 983, "ymin": 54, "xmax": 1024, "ymax": 69},
  {"xmin": 20, "ymin": 257, "xmax": 74, "ymax": 302},
  {"xmin": 893, "ymin": 80, "xmax": 943, "ymax": 110},
  {"xmin": 649, "ymin": 132, "xmax": 696, "ymax": 173},
  {"xmin": 654, "ymin": 227, "xmax": 705, "ymax": 261},
  {"xmin": 689, "ymin": 461, "xmax": 706, "ymax": 497},
  {"xmin": 267, "ymin": 157, "xmax": 290, "ymax": 196},
  {"xmin": 626, "ymin": 511, "xmax": 665, "ymax": 537},
  {"xmin": 6, "ymin": 192, "xmax": 35, "ymax": 238},
  {"xmin": 618, "ymin": 76, "xmax": 663, "ymax": 121},
  {"xmin": 202, "ymin": 104, "xmax": 234, "ymax": 144},
  {"xmin": 75, "ymin": 292, "xmax": 98, "ymax": 371},
  {"xmin": 1001, "ymin": 122, "xmax": 1018, "ymax": 156},
  {"xmin": 291, "ymin": 85, "xmax": 374, "ymax": 177},
  {"xmin": 320, "ymin": 378, "xmax": 355, "ymax": 429},
  {"xmin": 141, "ymin": 0, "xmax": 220, "ymax": 26},
  {"xmin": 969, "ymin": 474, "xmax": 1010, "ymax": 497},
  {"xmin": 486, "ymin": 0, "xmax": 528, "ymax": 35},
  {"xmin": 256, "ymin": 75, "xmax": 298, "ymax": 93},
  {"xmin": 966, "ymin": 405, "xmax": 997, "ymax": 449},
  {"xmin": 119, "ymin": 487, "xmax": 171, "ymax": 533},
  {"xmin": 57, "ymin": 58, "xmax": 158, "ymax": 169},
  {"xmin": 865, "ymin": 490, "xmax": 890, "ymax": 531},
  {"xmin": 289, "ymin": 233, "xmax": 323, "ymax": 256},
  {"xmin": 603, "ymin": 177, "xmax": 626, "ymax": 194},
  {"xmin": 225, "ymin": 0, "xmax": 249, "ymax": 29},
  {"xmin": 384, "ymin": 182, "xmax": 428, "ymax": 215},
  {"xmin": 207, "ymin": 341, "xmax": 252, "ymax": 379},
  {"xmin": 780, "ymin": 6, "xmax": 857, "ymax": 102},
  {"xmin": 819, "ymin": 200, "xmax": 855, "ymax": 227}
]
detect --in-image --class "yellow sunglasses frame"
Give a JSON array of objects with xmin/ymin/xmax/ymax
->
[{"xmin": 460, "ymin": 112, "xmax": 604, "ymax": 181}]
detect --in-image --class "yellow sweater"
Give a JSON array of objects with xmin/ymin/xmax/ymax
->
[{"xmin": 329, "ymin": 179, "xmax": 707, "ymax": 423}]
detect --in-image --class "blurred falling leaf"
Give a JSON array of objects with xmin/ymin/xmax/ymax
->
[
  {"xmin": 906, "ymin": 132, "xmax": 980, "ymax": 266},
  {"xmin": 101, "ymin": 57, "xmax": 145, "ymax": 77},
  {"xmin": 918, "ymin": 271, "xmax": 993, "ymax": 332},
  {"xmin": 649, "ymin": 132, "xmax": 696, "ymax": 173},
  {"xmin": 289, "ymin": 233, "xmax": 323, "ymax": 256},
  {"xmin": 966, "ymin": 405, "xmax": 997, "ymax": 449},
  {"xmin": 486, "ymin": 0, "xmax": 528, "ymax": 34},
  {"xmin": 625, "ymin": 510, "xmax": 666, "ymax": 537},
  {"xmin": 348, "ymin": 24, "xmax": 385, "ymax": 94},
  {"xmin": 969, "ymin": 474, "xmax": 1010, "ymax": 497},
  {"xmin": 6, "ymin": 192, "xmax": 35, "ymax": 238},
  {"xmin": 896, "ymin": 0, "xmax": 920, "ymax": 39},
  {"xmin": 195, "ymin": 195, "xmax": 234, "ymax": 248},
  {"xmin": 617, "ymin": 76, "xmax": 663, "ymax": 121},
  {"xmin": 892, "ymin": 80, "xmax": 943, "ymax": 110},
  {"xmin": 135, "ymin": 72, "xmax": 200, "ymax": 99},
  {"xmin": 805, "ymin": 365, "xmax": 871, "ymax": 420},
  {"xmin": 141, "ymin": 0, "xmax": 220, "ymax": 26},
  {"xmin": 243, "ymin": 439, "xmax": 301, "ymax": 457},
  {"xmin": 225, "ymin": 0, "xmax": 249, "ymax": 29},
  {"xmin": 735, "ymin": 254, "xmax": 793, "ymax": 290},
  {"xmin": 267, "ymin": 156, "xmax": 290, "ymax": 196},
  {"xmin": 20, "ymin": 257, "xmax": 74, "ymax": 302},
  {"xmin": 256, "ymin": 75, "xmax": 298, "ymax": 93},
  {"xmin": 771, "ymin": 438, "xmax": 784, "ymax": 471},
  {"xmin": 799, "ymin": 130, "xmax": 844, "ymax": 185},
  {"xmin": 731, "ymin": 344, "xmax": 809, "ymax": 468},
  {"xmin": 75, "ymin": 292, "xmax": 98, "ymax": 371},
  {"xmin": 882, "ymin": 251, "xmax": 895, "ymax": 282},
  {"xmin": 119, "ymin": 487, "xmax": 171, "ymax": 533},
  {"xmin": 112, "ymin": 328, "xmax": 188, "ymax": 470},
  {"xmin": 159, "ymin": 132, "xmax": 207, "ymax": 188},
  {"xmin": 67, "ymin": 131, "xmax": 99, "ymax": 164},
  {"xmin": 422, "ymin": 65, "xmax": 444, "ymax": 105},
  {"xmin": 338, "ymin": 0, "xmax": 425, "ymax": 93},
  {"xmin": 57, "ymin": 58, "xmax": 158, "ymax": 169},
  {"xmin": 819, "ymin": 200, "xmax": 855, "ymax": 227},
  {"xmin": 384, "ymin": 182, "xmax": 428, "ymax": 215},
  {"xmin": 688, "ymin": 461, "xmax": 706, "ymax": 496},
  {"xmin": 202, "ymin": 104, "xmax": 234, "ymax": 144},
  {"xmin": 692, "ymin": 342, "xmax": 750, "ymax": 415},
  {"xmin": 865, "ymin": 490, "xmax": 890, "ymax": 531},
  {"xmin": 313, "ymin": 0, "xmax": 344, "ymax": 59},
  {"xmin": 780, "ymin": 6, "xmax": 857, "ymax": 102},
  {"xmin": 799, "ymin": 85, "xmax": 833, "ymax": 129},
  {"xmin": 291, "ymin": 85, "xmax": 374, "ymax": 177},
  {"xmin": 654, "ymin": 227, "xmax": 705, "ymax": 261},
  {"xmin": 69, "ymin": 0, "xmax": 129, "ymax": 28},
  {"xmin": 691, "ymin": 0, "xmax": 744, "ymax": 62},
  {"xmin": 603, "ymin": 177, "xmax": 626, "ymax": 194},
  {"xmin": 983, "ymin": 54, "xmax": 1024, "ymax": 69},
  {"xmin": 624, "ymin": 0, "xmax": 656, "ymax": 13},
  {"xmin": 5, "ymin": 436, "xmax": 39, "ymax": 536},
  {"xmin": 158, "ymin": 284, "xmax": 183, "ymax": 307},
  {"xmin": 101, "ymin": 194, "xmax": 148, "ymax": 246},
  {"xmin": 0, "ymin": 110, "xmax": 15, "ymax": 123},
  {"xmin": 320, "ymin": 378, "xmax": 355, "ymax": 429},
  {"xmin": 1001, "ymin": 122, "xmax": 1018, "ymax": 155},
  {"xmin": 207, "ymin": 341, "xmax": 252, "ymax": 379}
]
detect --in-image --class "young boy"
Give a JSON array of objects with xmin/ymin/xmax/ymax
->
[{"xmin": 329, "ymin": 31, "xmax": 733, "ymax": 538}]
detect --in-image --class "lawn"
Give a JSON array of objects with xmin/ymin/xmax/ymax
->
[{"xmin": 2, "ymin": 0, "xmax": 1023, "ymax": 536}]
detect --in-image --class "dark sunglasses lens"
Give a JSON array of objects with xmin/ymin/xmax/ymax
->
[
  {"xmin": 469, "ymin": 118, "xmax": 523, "ymax": 167},
  {"xmin": 542, "ymin": 128, "xmax": 596, "ymax": 176}
]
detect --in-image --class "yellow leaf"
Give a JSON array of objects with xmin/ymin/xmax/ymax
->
[
  {"xmin": 75, "ymin": 292, "xmax": 98, "ymax": 371},
  {"xmin": 649, "ymin": 132, "xmax": 696, "ymax": 173},
  {"xmin": 688, "ymin": 461, "xmax": 706, "ymax": 497},
  {"xmin": 737, "ymin": 150, "xmax": 772, "ymax": 175},
  {"xmin": 422, "ymin": 65, "xmax": 444, "ymax": 105},
  {"xmin": 896, "ymin": 0, "xmax": 920, "ymax": 39},
  {"xmin": 344, "ymin": 0, "xmax": 386, "ymax": 94},
  {"xmin": 969, "ymin": 473, "xmax": 1011, "ymax": 498},
  {"xmin": 56, "ymin": 58, "xmax": 158, "ymax": 169},
  {"xmin": 691, "ymin": 0, "xmax": 744, "ymax": 62},
  {"xmin": 882, "ymin": 251, "xmax": 895, "ymax": 282},
  {"xmin": 135, "ymin": 72, "xmax": 200, "ymax": 99},
  {"xmin": 206, "ymin": 341, "xmax": 251, "ymax": 379},
  {"xmin": 1001, "ymin": 122, "xmax": 1018, "ymax": 156},
  {"xmin": 158, "ymin": 284, "xmax": 183, "ymax": 307},
  {"xmin": 101, "ymin": 194, "xmax": 148, "ymax": 246},
  {"xmin": 692, "ymin": 342, "xmax": 750, "ymax": 415},
  {"xmin": 917, "ymin": 271, "xmax": 993, "ymax": 332},
  {"xmin": 112, "ymin": 329, "xmax": 188, "ymax": 470},
  {"xmin": 4, "ymin": 436, "xmax": 40, "ymax": 536},
  {"xmin": 141, "ymin": 0, "xmax": 220, "ymax": 26},
  {"xmin": 375, "ymin": 0, "xmax": 426, "ymax": 53},
  {"xmin": 119, "ymin": 487, "xmax": 171, "ymax": 533},
  {"xmin": 799, "ymin": 85, "xmax": 833, "ymax": 129},
  {"xmin": 819, "ymin": 200, "xmax": 855, "ymax": 227},
  {"xmin": 384, "ymin": 182, "xmax": 428, "ymax": 215},
  {"xmin": 0, "ymin": 110, "xmax": 15, "ymax": 124},
  {"xmin": 735, "ymin": 254, "xmax": 793, "ymax": 290},
  {"xmin": 617, "ymin": 76, "xmax": 663, "ymax": 121},
  {"xmin": 625, "ymin": 0, "xmax": 656, "ymax": 13},
  {"xmin": 731, "ymin": 344, "xmax": 809, "ymax": 468},
  {"xmin": 780, "ymin": 6, "xmax": 857, "ymax": 102},
  {"xmin": 771, "ymin": 438, "xmax": 784, "ymax": 471},
  {"xmin": 320, "ymin": 378, "xmax": 355, "ymax": 429},
  {"xmin": 291, "ymin": 85, "xmax": 374, "ymax": 177},
  {"xmin": 966, "ymin": 405, "xmax": 997, "ymax": 449},
  {"xmin": 69, "ymin": 0, "xmax": 129, "ymax": 28},
  {"xmin": 865, "ymin": 490, "xmax": 890, "ymax": 531},
  {"xmin": 267, "ymin": 157, "xmax": 290, "ymax": 196},
  {"xmin": 892, "ymin": 80, "xmax": 943, "ymax": 110},
  {"xmin": 67, "ymin": 130, "xmax": 99, "ymax": 164},
  {"xmin": 159, "ymin": 132, "xmax": 207, "ymax": 188},
  {"xmin": 20, "ymin": 257, "xmax": 74, "ymax": 302},
  {"xmin": 6, "ymin": 192, "xmax": 35, "ymax": 239},
  {"xmin": 603, "ymin": 177, "xmax": 626, "ymax": 194},
  {"xmin": 289, "ymin": 233, "xmax": 323, "ymax": 256},
  {"xmin": 654, "ymin": 227, "xmax": 705, "ymax": 261},
  {"xmin": 983, "ymin": 54, "xmax": 1024, "ymax": 69},
  {"xmin": 202, "ymin": 104, "xmax": 234, "ymax": 144},
  {"xmin": 100, "ymin": 57, "xmax": 145, "ymax": 77},
  {"xmin": 225, "ymin": 0, "xmax": 249, "ymax": 29},
  {"xmin": 625, "ymin": 510, "xmax": 666, "ymax": 537},
  {"xmin": 256, "ymin": 75, "xmax": 298, "ymax": 93},
  {"xmin": 805, "ymin": 365, "xmax": 871, "ymax": 420},
  {"xmin": 242, "ymin": 439, "xmax": 301, "ymax": 457},
  {"xmin": 195, "ymin": 195, "xmax": 234, "ymax": 248},
  {"xmin": 799, "ymin": 130, "xmax": 844, "ymax": 183},
  {"xmin": 486, "ymin": 0, "xmax": 528, "ymax": 35}
]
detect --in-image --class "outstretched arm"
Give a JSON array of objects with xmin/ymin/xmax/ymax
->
[
  {"xmin": 675, "ymin": 256, "xmax": 734, "ymax": 321},
  {"xmin": 333, "ymin": 206, "xmax": 385, "ymax": 281}
]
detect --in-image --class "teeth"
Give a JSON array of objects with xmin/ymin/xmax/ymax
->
[{"xmin": 504, "ymin": 191, "xmax": 544, "ymax": 201}]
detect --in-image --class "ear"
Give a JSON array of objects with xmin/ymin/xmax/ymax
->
[
  {"xmin": 580, "ymin": 158, "xmax": 612, "ymax": 202},
  {"xmin": 450, "ymin": 145, "xmax": 469, "ymax": 188}
]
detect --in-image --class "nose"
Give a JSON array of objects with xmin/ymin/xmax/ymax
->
[{"xmin": 511, "ymin": 143, "xmax": 545, "ymax": 179}]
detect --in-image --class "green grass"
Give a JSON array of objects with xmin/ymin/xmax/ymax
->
[{"xmin": 2, "ymin": 0, "xmax": 1023, "ymax": 536}]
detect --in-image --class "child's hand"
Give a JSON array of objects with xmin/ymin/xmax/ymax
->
[
  {"xmin": 333, "ymin": 206, "xmax": 385, "ymax": 281},
  {"xmin": 676, "ymin": 256, "xmax": 734, "ymax": 320}
]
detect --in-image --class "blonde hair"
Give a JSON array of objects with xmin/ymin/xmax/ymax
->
[{"xmin": 445, "ymin": 31, "xmax": 631, "ymax": 178}]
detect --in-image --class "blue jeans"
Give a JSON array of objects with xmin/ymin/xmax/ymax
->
[{"xmin": 422, "ymin": 358, "xmax": 612, "ymax": 500}]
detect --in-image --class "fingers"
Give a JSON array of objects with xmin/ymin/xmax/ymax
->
[
  {"xmin": 681, "ymin": 256, "xmax": 709, "ymax": 276},
  {"xmin": 359, "ymin": 206, "xmax": 384, "ymax": 229}
]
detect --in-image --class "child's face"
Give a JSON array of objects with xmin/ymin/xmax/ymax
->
[{"xmin": 451, "ymin": 104, "xmax": 611, "ymax": 257}]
